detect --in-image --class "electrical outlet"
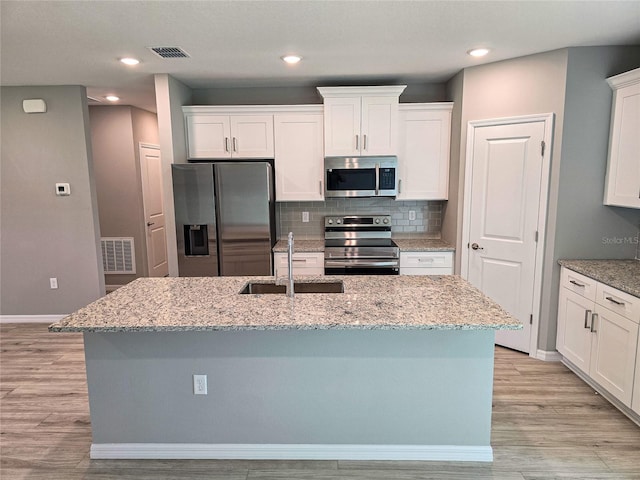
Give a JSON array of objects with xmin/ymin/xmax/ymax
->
[
  {"xmin": 302, "ymin": 211, "xmax": 310, "ymax": 223},
  {"xmin": 409, "ymin": 210, "xmax": 416, "ymax": 221},
  {"xmin": 193, "ymin": 374, "xmax": 207, "ymax": 395},
  {"xmin": 49, "ymin": 277, "xmax": 58, "ymax": 289}
]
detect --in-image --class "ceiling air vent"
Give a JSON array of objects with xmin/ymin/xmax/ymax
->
[
  {"xmin": 148, "ymin": 46, "xmax": 190, "ymax": 59},
  {"xmin": 87, "ymin": 96, "xmax": 102, "ymax": 103}
]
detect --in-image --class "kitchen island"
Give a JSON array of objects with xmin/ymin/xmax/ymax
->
[{"xmin": 50, "ymin": 275, "xmax": 520, "ymax": 462}]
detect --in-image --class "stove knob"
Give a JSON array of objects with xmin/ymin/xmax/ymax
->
[
  {"xmin": 328, "ymin": 219, "xmax": 333, "ymax": 225},
  {"xmin": 375, "ymin": 218, "xmax": 380, "ymax": 224},
  {"xmin": 383, "ymin": 218, "xmax": 389, "ymax": 224},
  {"xmin": 336, "ymin": 219, "xmax": 342, "ymax": 224}
]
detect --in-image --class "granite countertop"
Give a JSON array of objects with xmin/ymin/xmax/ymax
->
[
  {"xmin": 273, "ymin": 239, "xmax": 325, "ymax": 253},
  {"xmin": 273, "ymin": 238, "xmax": 454, "ymax": 253},
  {"xmin": 49, "ymin": 275, "xmax": 521, "ymax": 333},
  {"xmin": 558, "ymin": 259, "xmax": 640, "ymax": 298}
]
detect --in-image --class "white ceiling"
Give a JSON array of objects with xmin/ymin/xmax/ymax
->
[{"xmin": 2, "ymin": 1, "xmax": 639, "ymax": 113}]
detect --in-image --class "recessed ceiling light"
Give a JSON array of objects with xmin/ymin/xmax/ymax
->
[
  {"xmin": 282, "ymin": 55, "xmax": 302, "ymax": 64},
  {"xmin": 468, "ymin": 48, "xmax": 490, "ymax": 57},
  {"xmin": 105, "ymin": 95, "xmax": 120, "ymax": 102},
  {"xmin": 120, "ymin": 57, "xmax": 140, "ymax": 66}
]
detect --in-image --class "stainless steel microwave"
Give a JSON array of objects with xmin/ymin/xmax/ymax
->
[{"xmin": 324, "ymin": 156, "xmax": 398, "ymax": 198}]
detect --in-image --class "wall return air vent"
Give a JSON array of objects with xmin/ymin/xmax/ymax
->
[
  {"xmin": 148, "ymin": 46, "xmax": 190, "ymax": 58},
  {"xmin": 101, "ymin": 237, "xmax": 136, "ymax": 274}
]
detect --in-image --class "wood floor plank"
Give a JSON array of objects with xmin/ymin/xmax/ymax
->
[{"xmin": 2, "ymin": 323, "xmax": 640, "ymax": 479}]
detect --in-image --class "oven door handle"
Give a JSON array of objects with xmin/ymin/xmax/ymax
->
[
  {"xmin": 375, "ymin": 163, "xmax": 380, "ymax": 196},
  {"xmin": 324, "ymin": 260, "xmax": 399, "ymax": 268}
]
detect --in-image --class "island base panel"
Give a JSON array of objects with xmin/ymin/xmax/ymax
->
[{"xmin": 84, "ymin": 329, "xmax": 495, "ymax": 460}]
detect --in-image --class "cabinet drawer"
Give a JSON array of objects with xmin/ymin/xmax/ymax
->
[
  {"xmin": 274, "ymin": 252, "xmax": 324, "ymax": 277},
  {"xmin": 400, "ymin": 251, "xmax": 453, "ymax": 269},
  {"xmin": 400, "ymin": 251, "xmax": 453, "ymax": 275},
  {"xmin": 596, "ymin": 283, "xmax": 640, "ymax": 323},
  {"xmin": 561, "ymin": 268, "xmax": 597, "ymax": 302}
]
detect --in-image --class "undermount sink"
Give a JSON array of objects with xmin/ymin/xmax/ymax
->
[{"xmin": 239, "ymin": 281, "xmax": 344, "ymax": 295}]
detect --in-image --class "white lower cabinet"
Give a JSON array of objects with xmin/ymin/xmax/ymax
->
[
  {"xmin": 274, "ymin": 252, "xmax": 324, "ymax": 278},
  {"xmin": 399, "ymin": 251, "xmax": 453, "ymax": 275},
  {"xmin": 556, "ymin": 267, "xmax": 640, "ymax": 408},
  {"xmin": 633, "ymin": 338, "xmax": 640, "ymax": 414}
]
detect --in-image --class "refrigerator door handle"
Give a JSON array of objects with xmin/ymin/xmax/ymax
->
[{"xmin": 266, "ymin": 163, "xmax": 273, "ymax": 202}]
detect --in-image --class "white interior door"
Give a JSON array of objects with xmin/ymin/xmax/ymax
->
[
  {"xmin": 466, "ymin": 120, "xmax": 546, "ymax": 353},
  {"xmin": 140, "ymin": 144, "xmax": 169, "ymax": 277}
]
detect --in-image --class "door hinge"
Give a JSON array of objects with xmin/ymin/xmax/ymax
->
[
  {"xmin": 530, "ymin": 314, "xmax": 533, "ymax": 325},
  {"xmin": 541, "ymin": 141, "xmax": 546, "ymax": 157},
  {"xmin": 535, "ymin": 230, "xmax": 539, "ymax": 242}
]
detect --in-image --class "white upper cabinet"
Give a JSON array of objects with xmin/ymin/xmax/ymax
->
[
  {"xmin": 397, "ymin": 104, "xmax": 452, "ymax": 200},
  {"xmin": 183, "ymin": 107, "xmax": 274, "ymax": 159},
  {"xmin": 604, "ymin": 68, "xmax": 640, "ymax": 209},
  {"xmin": 274, "ymin": 108, "xmax": 324, "ymax": 202},
  {"xmin": 318, "ymin": 86, "xmax": 406, "ymax": 157}
]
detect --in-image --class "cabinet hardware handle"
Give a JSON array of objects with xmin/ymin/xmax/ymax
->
[
  {"xmin": 225, "ymin": 137, "xmax": 229, "ymax": 153},
  {"xmin": 569, "ymin": 280, "xmax": 585, "ymax": 287},
  {"xmin": 418, "ymin": 258, "xmax": 434, "ymax": 263},
  {"xmin": 355, "ymin": 135, "xmax": 359, "ymax": 150},
  {"xmin": 398, "ymin": 179, "xmax": 402, "ymax": 194},
  {"xmin": 233, "ymin": 137, "xmax": 238, "ymax": 152},
  {"xmin": 605, "ymin": 296, "xmax": 625, "ymax": 306},
  {"xmin": 363, "ymin": 134, "xmax": 367, "ymax": 150},
  {"xmin": 584, "ymin": 309, "xmax": 592, "ymax": 329},
  {"xmin": 590, "ymin": 313, "xmax": 598, "ymax": 333},
  {"xmin": 319, "ymin": 180, "xmax": 323, "ymax": 195},
  {"xmin": 292, "ymin": 259, "xmax": 306, "ymax": 262}
]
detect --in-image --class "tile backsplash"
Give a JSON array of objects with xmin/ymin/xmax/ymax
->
[{"xmin": 277, "ymin": 198, "xmax": 443, "ymax": 240}]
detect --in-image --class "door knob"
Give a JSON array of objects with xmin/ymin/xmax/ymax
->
[
  {"xmin": 471, "ymin": 243, "xmax": 484, "ymax": 250},
  {"xmin": 147, "ymin": 222, "xmax": 155, "ymax": 226}
]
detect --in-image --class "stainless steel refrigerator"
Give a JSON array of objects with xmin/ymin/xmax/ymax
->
[{"xmin": 171, "ymin": 162, "xmax": 276, "ymax": 276}]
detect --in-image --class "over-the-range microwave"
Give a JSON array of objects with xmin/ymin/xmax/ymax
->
[{"xmin": 324, "ymin": 156, "xmax": 398, "ymax": 198}]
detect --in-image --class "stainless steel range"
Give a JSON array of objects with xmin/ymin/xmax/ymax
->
[{"xmin": 324, "ymin": 215, "xmax": 400, "ymax": 275}]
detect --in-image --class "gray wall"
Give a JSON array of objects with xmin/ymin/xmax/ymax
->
[
  {"xmin": 89, "ymin": 106, "xmax": 159, "ymax": 287},
  {"xmin": 191, "ymin": 82, "xmax": 447, "ymax": 106},
  {"xmin": 540, "ymin": 46, "xmax": 640, "ymax": 350},
  {"xmin": 1, "ymin": 86, "xmax": 104, "ymax": 315},
  {"xmin": 155, "ymin": 74, "xmax": 193, "ymax": 276},
  {"xmin": 84, "ymin": 329, "xmax": 494, "ymax": 446}
]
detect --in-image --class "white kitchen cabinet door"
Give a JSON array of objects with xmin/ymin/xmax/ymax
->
[
  {"xmin": 604, "ymin": 68, "xmax": 640, "ymax": 209},
  {"xmin": 322, "ymin": 96, "xmax": 361, "ymax": 157},
  {"xmin": 186, "ymin": 115, "xmax": 232, "ymax": 159},
  {"xmin": 589, "ymin": 305, "xmax": 639, "ymax": 407},
  {"xmin": 274, "ymin": 112, "xmax": 324, "ymax": 201},
  {"xmin": 360, "ymin": 96, "xmax": 399, "ymax": 156},
  {"xmin": 632, "ymin": 334, "xmax": 640, "ymax": 414},
  {"xmin": 229, "ymin": 115, "xmax": 274, "ymax": 158},
  {"xmin": 397, "ymin": 105, "xmax": 452, "ymax": 200},
  {"xmin": 556, "ymin": 288, "xmax": 595, "ymax": 373}
]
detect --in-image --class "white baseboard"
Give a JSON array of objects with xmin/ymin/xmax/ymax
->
[
  {"xmin": 90, "ymin": 443, "xmax": 494, "ymax": 462},
  {"xmin": 0, "ymin": 314, "xmax": 66, "ymax": 324},
  {"xmin": 535, "ymin": 349, "xmax": 562, "ymax": 362}
]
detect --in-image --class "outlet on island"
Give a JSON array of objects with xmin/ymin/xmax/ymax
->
[
  {"xmin": 302, "ymin": 211, "xmax": 310, "ymax": 223},
  {"xmin": 409, "ymin": 210, "xmax": 416, "ymax": 221},
  {"xmin": 193, "ymin": 374, "xmax": 207, "ymax": 395}
]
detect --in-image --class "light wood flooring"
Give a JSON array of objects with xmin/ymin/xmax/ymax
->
[{"xmin": 2, "ymin": 323, "xmax": 640, "ymax": 479}]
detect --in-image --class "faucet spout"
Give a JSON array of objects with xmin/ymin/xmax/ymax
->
[{"xmin": 287, "ymin": 232, "xmax": 295, "ymax": 298}]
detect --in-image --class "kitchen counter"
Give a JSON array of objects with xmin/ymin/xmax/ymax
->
[
  {"xmin": 49, "ymin": 275, "xmax": 518, "ymax": 462},
  {"xmin": 558, "ymin": 259, "xmax": 640, "ymax": 298},
  {"xmin": 272, "ymin": 237, "xmax": 454, "ymax": 252},
  {"xmin": 49, "ymin": 275, "xmax": 520, "ymax": 333}
]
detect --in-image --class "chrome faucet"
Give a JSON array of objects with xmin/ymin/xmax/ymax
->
[{"xmin": 287, "ymin": 232, "xmax": 295, "ymax": 297}]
